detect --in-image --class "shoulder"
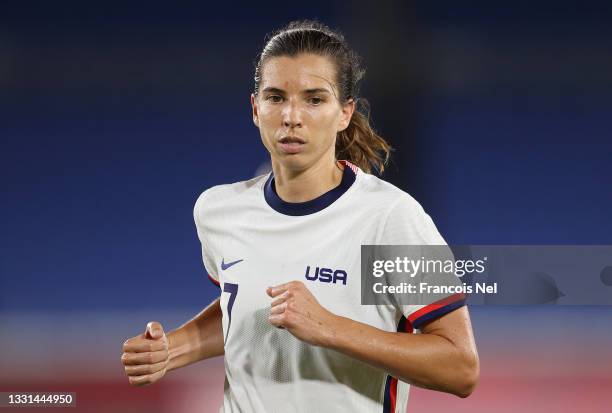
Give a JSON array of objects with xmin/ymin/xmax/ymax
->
[
  {"xmin": 356, "ymin": 172, "xmax": 445, "ymax": 244},
  {"xmin": 194, "ymin": 173, "xmax": 269, "ymax": 224},
  {"xmin": 356, "ymin": 172, "xmax": 427, "ymax": 216}
]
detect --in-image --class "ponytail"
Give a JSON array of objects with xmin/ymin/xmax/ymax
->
[{"xmin": 336, "ymin": 99, "xmax": 391, "ymax": 174}]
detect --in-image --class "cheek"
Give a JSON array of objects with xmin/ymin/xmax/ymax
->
[
  {"xmin": 309, "ymin": 108, "xmax": 341, "ymax": 137},
  {"xmin": 257, "ymin": 104, "xmax": 275, "ymax": 119},
  {"xmin": 257, "ymin": 107, "xmax": 279, "ymax": 135}
]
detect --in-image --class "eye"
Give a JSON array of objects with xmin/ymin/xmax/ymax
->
[
  {"xmin": 308, "ymin": 96, "xmax": 324, "ymax": 105},
  {"xmin": 265, "ymin": 95, "xmax": 283, "ymax": 103}
]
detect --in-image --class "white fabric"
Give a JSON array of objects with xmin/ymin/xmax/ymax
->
[{"xmin": 194, "ymin": 165, "xmax": 450, "ymax": 413}]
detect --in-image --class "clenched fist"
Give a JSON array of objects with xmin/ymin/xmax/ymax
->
[
  {"xmin": 121, "ymin": 321, "xmax": 169, "ymax": 386},
  {"xmin": 267, "ymin": 281, "xmax": 338, "ymax": 347}
]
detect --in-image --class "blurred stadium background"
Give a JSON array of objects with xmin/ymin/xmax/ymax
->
[{"xmin": 1, "ymin": 1, "xmax": 611, "ymax": 412}]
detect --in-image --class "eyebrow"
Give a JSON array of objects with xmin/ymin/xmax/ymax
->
[{"xmin": 261, "ymin": 87, "xmax": 332, "ymax": 95}]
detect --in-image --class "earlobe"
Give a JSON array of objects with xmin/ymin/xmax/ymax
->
[
  {"xmin": 251, "ymin": 94, "xmax": 259, "ymax": 127},
  {"xmin": 338, "ymin": 117, "xmax": 351, "ymax": 132},
  {"xmin": 337, "ymin": 112, "xmax": 351, "ymax": 132},
  {"xmin": 338, "ymin": 100, "xmax": 355, "ymax": 132}
]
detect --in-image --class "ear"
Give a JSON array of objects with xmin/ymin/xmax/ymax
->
[
  {"xmin": 338, "ymin": 99, "xmax": 356, "ymax": 132},
  {"xmin": 251, "ymin": 94, "xmax": 259, "ymax": 128}
]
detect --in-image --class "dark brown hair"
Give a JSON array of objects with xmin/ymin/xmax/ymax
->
[{"xmin": 253, "ymin": 20, "xmax": 392, "ymax": 174}]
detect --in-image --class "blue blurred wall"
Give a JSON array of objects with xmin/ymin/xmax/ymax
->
[{"xmin": 1, "ymin": 1, "xmax": 610, "ymax": 311}]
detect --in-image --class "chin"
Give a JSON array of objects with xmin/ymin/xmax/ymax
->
[{"xmin": 274, "ymin": 153, "xmax": 312, "ymax": 171}]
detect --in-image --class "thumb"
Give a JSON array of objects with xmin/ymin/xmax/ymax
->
[{"xmin": 145, "ymin": 321, "xmax": 165, "ymax": 340}]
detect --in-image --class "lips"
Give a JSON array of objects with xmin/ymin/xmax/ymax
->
[
  {"xmin": 279, "ymin": 136, "xmax": 306, "ymax": 144},
  {"xmin": 278, "ymin": 136, "xmax": 306, "ymax": 154}
]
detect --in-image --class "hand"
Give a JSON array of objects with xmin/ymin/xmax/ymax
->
[
  {"xmin": 267, "ymin": 281, "xmax": 338, "ymax": 347},
  {"xmin": 121, "ymin": 321, "xmax": 169, "ymax": 386}
]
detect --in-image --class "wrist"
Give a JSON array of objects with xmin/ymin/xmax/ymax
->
[
  {"xmin": 319, "ymin": 312, "xmax": 347, "ymax": 349},
  {"xmin": 166, "ymin": 329, "xmax": 186, "ymax": 371}
]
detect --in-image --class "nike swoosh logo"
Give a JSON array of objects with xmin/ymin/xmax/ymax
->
[{"xmin": 221, "ymin": 258, "xmax": 244, "ymax": 271}]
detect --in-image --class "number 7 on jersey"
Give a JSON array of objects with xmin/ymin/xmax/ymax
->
[{"xmin": 222, "ymin": 282, "xmax": 238, "ymax": 342}]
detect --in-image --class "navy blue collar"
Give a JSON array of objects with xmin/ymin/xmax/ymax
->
[{"xmin": 264, "ymin": 165, "xmax": 356, "ymax": 216}]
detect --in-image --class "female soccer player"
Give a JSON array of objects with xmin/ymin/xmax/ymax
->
[{"xmin": 122, "ymin": 20, "xmax": 479, "ymax": 413}]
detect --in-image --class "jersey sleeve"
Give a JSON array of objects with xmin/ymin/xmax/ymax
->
[
  {"xmin": 194, "ymin": 192, "xmax": 220, "ymax": 288},
  {"xmin": 378, "ymin": 195, "xmax": 466, "ymax": 329}
]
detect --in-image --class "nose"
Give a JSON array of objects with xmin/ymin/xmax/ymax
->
[{"xmin": 282, "ymin": 100, "xmax": 302, "ymax": 129}]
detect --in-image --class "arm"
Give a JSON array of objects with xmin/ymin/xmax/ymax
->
[
  {"xmin": 167, "ymin": 297, "xmax": 225, "ymax": 371},
  {"xmin": 323, "ymin": 305, "xmax": 479, "ymax": 397},
  {"xmin": 267, "ymin": 282, "xmax": 479, "ymax": 398}
]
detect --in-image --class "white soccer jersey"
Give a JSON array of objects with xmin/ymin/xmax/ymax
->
[{"xmin": 194, "ymin": 160, "xmax": 465, "ymax": 413}]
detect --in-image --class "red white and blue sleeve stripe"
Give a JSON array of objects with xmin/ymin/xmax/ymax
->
[
  {"xmin": 207, "ymin": 273, "xmax": 220, "ymax": 288},
  {"xmin": 203, "ymin": 263, "xmax": 220, "ymax": 288},
  {"xmin": 407, "ymin": 293, "xmax": 467, "ymax": 329}
]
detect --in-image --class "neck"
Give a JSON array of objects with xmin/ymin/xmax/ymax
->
[{"xmin": 271, "ymin": 156, "xmax": 344, "ymax": 203}]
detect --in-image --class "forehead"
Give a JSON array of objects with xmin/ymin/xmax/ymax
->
[{"xmin": 260, "ymin": 54, "xmax": 337, "ymax": 92}]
